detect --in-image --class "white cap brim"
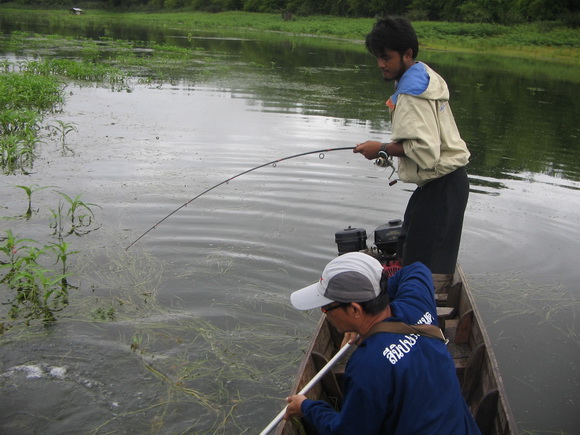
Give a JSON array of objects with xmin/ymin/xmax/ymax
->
[{"xmin": 290, "ymin": 281, "xmax": 334, "ymax": 311}]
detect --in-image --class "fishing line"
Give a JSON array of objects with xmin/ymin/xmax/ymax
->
[{"xmin": 125, "ymin": 146, "xmax": 355, "ymax": 250}]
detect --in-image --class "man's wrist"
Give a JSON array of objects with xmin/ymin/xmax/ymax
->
[{"xmin": 380, "ymin": 142, "xmax": 389, "ymax": 157}]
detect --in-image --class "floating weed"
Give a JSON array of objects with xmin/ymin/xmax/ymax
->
[
  {"xmin": 72, "ymin": 252, "xmax": 308, "ymax": 433},
  {"xmin": 74, "ymin": 247, "xmax": 165, "ymax": 320},
  {"xmin": 1, "ymin": 31, "xmax": 232, "ymax": 85},
  {"xmin": 91, "ymin": 306, "xmax": 116, "ymax": 321},
  {"xmin": 23, "ymin": 58, "xmax": 127, "ymax": 87},
  {"xmin": 120, "ymin": 314, "xmax": 302, "ymax": 433},
  {"xmin": 472, "ymin": 271, "xmax": 580, "ymax": 345}
]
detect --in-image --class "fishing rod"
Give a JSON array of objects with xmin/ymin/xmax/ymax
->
[{"xmin": 125, "ymin": 146, "xmax": 356, "ymax": 250}]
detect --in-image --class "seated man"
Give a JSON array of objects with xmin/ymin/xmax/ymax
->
[{"xmin": 285, "ymin": 252, "xmax": 480, "ymax": 434}]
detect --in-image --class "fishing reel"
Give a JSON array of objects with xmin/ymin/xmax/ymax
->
[{"xmin": 375, "ymin": 151, "xmax": 397, "ymax": 186}]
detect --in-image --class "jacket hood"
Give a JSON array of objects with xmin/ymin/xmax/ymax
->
[{"xmin": 387, "ymin": 62, "xmax": 449, "ymax": 109}]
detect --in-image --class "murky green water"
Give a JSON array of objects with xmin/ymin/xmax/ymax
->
[{"xmin": 1, "ymin": 11, "xmax": 579, "ymax": 434}]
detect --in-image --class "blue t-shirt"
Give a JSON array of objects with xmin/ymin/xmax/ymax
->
[{"xmin": 301, "ymin": 262, "xmax": 481, "ymax": 434}]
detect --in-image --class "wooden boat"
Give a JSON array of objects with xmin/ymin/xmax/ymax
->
[{"xmin": 274, "ymin": 259, "xmax": 518, "ymax": 435}]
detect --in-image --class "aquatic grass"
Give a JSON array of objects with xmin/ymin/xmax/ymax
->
[
  {"xmin": 0, "ymin": 66, "xmax": 62, "ymax": 173},
  {"xmin": 0, "ymin": 230, "xmax": 72, "ymax": 323},
  {"xmin": 0, "ymin": 132, "xmax": 36, "ymax": 175},
  {"xmin": 121, "ymin": 312, "xmax": 305, "ymax": 433},
  {"xmin": 0, "ymin": 187, "xmax": 100, "ymax": 325},
  {"xmin": 47, "ymin": 239, "xmax": 79, "ymax": 294},
  {"xmin": 0, "ymin": 57, "xmax": 131, "ymax": 173},
  {"xmin": 473, "ymin": 271, "xmax": 580, "ymax": 345},
  {"xmin": 67, "ymin": 243, "xmax": 308, "ymax": 432},
  {"xmin": 73, "ymin": 247, "xmax": 165, "ymax": 319},
  {"xmin": 1, "ymin": 8, "xmax": 579, "ymax": 65},
  {"xmin": 0, "ymin": 71, "xmax": 63, "ymax": 113},
  {"xmin": 1, "ymin": 31, "xmax": 227, "ymax": 83},
  {"xmin": 2, "ymin": 233, "xmax": 311, "ymax": 432},
  {"xmin": 23, "ymin": 58, "xmax": 128, "ymax": 85}
]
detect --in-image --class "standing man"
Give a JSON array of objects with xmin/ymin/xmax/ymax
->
[
  {"xmin": 354, "ymin": 17, "xmax": 470, "ymax": 289},
  {"xmin": 284, "ymin": 252, "xmax": 480, "ymax": 434}
]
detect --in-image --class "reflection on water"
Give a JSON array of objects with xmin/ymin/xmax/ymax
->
[{"xmin": 1, "ymin": 14, "xmax": 580, "ymax": 435}]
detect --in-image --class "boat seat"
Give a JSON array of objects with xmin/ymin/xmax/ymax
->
[
  {"xmin": 311, "ymin": 351, "xmax": 343, "ymax": 409},
  {"xmin": 436, "ymin": 306, "xmax": 455, "ymax": 319},
  {"xmin": 435, "ymin": 293, "xmax": 448, "ymax": 306},
  {"xmin": 436, "ymin": 306, "xmax": 455, "ymax": 331}
]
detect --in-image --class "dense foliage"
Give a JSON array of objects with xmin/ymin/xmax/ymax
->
[{"xmin": 4, "ymin": 0, "xmax": 580, "ymax": 25}]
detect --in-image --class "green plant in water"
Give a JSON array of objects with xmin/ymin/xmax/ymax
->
[
  {"xmin": 0, "ymin": 112, "xmax": 39, "ymax": 174},
  {"xmin": 50, "ymin": 192, "xmax": 101, "ymax": 237},
  {"xmin": 50, "ymin": 120, "xmax": 77, "ymax": 155},
  {"xmin": 0, "ymin": 230, "xmax": 36, "ymax": 271},
  {"xmin": 0, "ymin": 230, "xmax": 71, "ymax": 323},
  {"xmin": 47, "ymin": 239, "xmax": 79, "ymax": 295},
  {"xmin": 14, "ymin": 184, "xmax": 55, "ymax": 219}
]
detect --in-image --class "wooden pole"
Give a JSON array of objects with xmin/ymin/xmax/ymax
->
[{"xmin": 259, "ymin": 341, "xmax": 353, "ymax": 435}]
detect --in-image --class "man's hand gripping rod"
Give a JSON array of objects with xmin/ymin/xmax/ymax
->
[{"xmin": 259, "ymin": 341, "xmax": 354, "ymax": 435}]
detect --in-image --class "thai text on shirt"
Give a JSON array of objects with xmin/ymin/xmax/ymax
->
[{"xmin": 381, "ymin": 311, "xmax": 434, "ymax": 365}]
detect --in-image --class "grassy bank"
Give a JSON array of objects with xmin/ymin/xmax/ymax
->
[{"xmin": 1, "ymin": 8, "xmax": 579, "ymax": 64}]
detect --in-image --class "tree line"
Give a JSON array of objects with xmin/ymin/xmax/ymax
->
[
  {"xmin": 91, "ymin": 0, "xmax": 579, "ymax": 24},
  {"xmin": 4, "ymin": 0, "xmax": 579, "ymax": 25}
]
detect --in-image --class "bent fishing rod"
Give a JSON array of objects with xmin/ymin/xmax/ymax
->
[{"xmin": 125, "ymin": 146, "xmax": 357, "ymax": 250}]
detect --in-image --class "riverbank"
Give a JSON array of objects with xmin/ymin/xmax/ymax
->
[{"xmin": 1, "ymin": 7, "xmax": 579, "ymax": 65}]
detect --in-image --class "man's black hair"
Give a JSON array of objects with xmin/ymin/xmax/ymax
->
[
  {"xmin": 365, "ymin": 17, "xmax": 419, "ymax": 60},
  {"xmin": 358, "ymin": 273, "xmax": 390, "ymax": 315}
]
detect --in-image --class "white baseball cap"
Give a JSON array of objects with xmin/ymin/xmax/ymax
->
[{"xmin": 290, "ymin": 252, "xmax": 384, "ymax": 311}]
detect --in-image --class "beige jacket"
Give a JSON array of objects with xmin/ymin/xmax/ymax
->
[{"xmin": 390, "ymin": 63, "xmax": 469, "ymax": 187}]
